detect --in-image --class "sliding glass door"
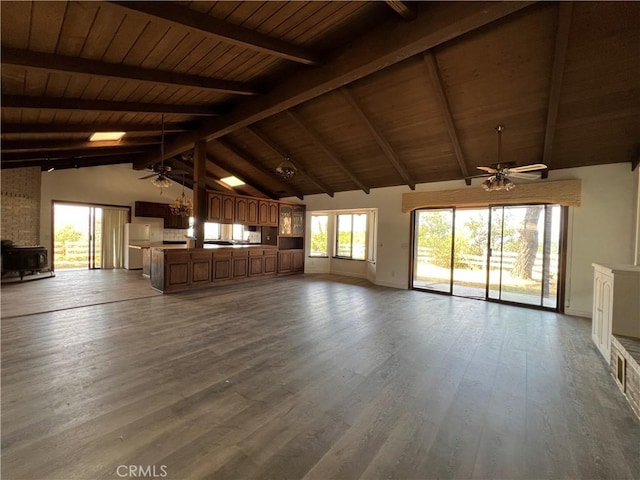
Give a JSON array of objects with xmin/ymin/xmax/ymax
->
[
  {"xmin": 489, "ymin": 205, "xmax": 561, "ymax": 308},
  {"xmin": 412, "ymin": 204, "xmax": 564, "ymax": 310},
  {"xmin": 413, "ymin": 209, "xmax": 453, "ymax": 293}
]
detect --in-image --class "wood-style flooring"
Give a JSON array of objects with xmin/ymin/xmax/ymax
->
[{"xmin": 2, "ymin": 271, "xmax": 639, "ymax": 480}]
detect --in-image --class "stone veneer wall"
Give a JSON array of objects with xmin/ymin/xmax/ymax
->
[
  {"xmin": 1, "ymin": 167, "xmax": 41, "ymax": 245},
  {"xmin": 611, "ymin": 335, "xmax": 640, "ymax": 420}
]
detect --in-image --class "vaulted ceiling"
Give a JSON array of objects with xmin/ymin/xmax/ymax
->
[{"xmin": 1, "ymin": 1, "xmax": 639, "ymax": 199}]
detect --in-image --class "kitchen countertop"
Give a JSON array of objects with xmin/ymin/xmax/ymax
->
[{"xmin": 138, "ymin": 243, "xmax": 276, "ymax": 250}]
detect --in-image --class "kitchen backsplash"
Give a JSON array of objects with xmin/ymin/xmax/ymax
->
[{"xmin": 163, "ymin": 229, "xmax": 189, "ymax": 241}]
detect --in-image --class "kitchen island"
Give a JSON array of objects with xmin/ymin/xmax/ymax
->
[{"xmin": 149, "ymin": 244, "xmax": 303, "ymax": 293}]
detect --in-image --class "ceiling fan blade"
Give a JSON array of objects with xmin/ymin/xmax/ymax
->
[
  {"xmin": 508, "ymin": 163, "xmax": 548, "ymax": 173},
  {"xmin": 477, "ymin": 166, "xmax": 498, "ymax": 173},
  {"xmin": 138, "ymin": 174, "xmax": 157, "ymax": 180},
  {"xmin": 508, "ymin": 172, "xmax": 540, "ymax": 180},
  {"xmin": 466, "ymin": 173, "xmax": 492, "ymax": 179}
]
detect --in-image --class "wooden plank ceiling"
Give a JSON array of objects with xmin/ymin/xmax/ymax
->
[{"xmin": 1, "ymin": 1, "xmax": 639, "ymax": 198}]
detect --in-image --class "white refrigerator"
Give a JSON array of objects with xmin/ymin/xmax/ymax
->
[{"xmin": 124, "ymin": 223, "xmax": 150, "ymax": 270}]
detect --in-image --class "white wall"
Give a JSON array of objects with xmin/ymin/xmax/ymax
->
[
  {"xmin": 40, "ymin": 164, "xmax": 191, "ymax": 256},
  {"xmin": 301, "ymin": 163, "xmax": 638, "ymax": 317}
]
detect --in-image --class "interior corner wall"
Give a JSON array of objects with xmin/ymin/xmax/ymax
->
[
  {"xmin": 1, "ymin": 167, "xmax": 41, "ymax": 245},
  {"xmin": 40, "ymin": 164, "xmax": 192, "ymax": 258},
  {"xmin": 634, "ymin": 167, "xmax": 640, "ymax": 266},
  {"xmin": 302, "ymin": 163, "xmax": 636, "ymax": 318}
]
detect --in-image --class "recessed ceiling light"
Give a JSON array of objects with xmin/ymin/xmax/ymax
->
[
  {"xmin": 89, "ymin": 131, "xmax": 126, "ymax": 142},
  {"xmin": 220, "ymin": 176, "xmax": 245, "ymax": 187}
]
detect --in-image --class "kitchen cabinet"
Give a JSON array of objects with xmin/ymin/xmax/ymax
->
[
  {"xmin": 142, "ymin": 248, "xmax": 151, "ymax": 277},
  {"xmin": 292, "ymin": 250, "xmax": 304, "ymax": 272},
  {"xmin": 264, "ymin": 252, "xmax": 277, "ymax": 274},
  {"xmin": 164, "ymin": 252, "xmax": 190, "ymax": 292},
  {"xmin": 190, "ymin": 252, "xmax": 212, "ymax": 285},
  {"xmin": 213, "ymin": 252, "xmax": 232, "ymax": 281},
  {"xmin": 135, "ymin": 201, "xmax": 166, "ymax": 219},
  {"xmin": 247, "ymin": 198, "xmax": 259, "ymax": 225},
  {"xmin": 259, "ymin": 200, "xmax": 278, "ymax": 227},
  {"xmin": 208, "ymin": 193, "xmax": 223, "ymax": 222},
  {"xmin": 292, "ymin": 205, "xmax": 305, "ymax": 236},
  {"xmin": 592, "ymin": 264, "xmax": 640, "ymax": 361},
  {"xmin": 249, "ymin": 249, "xmax": 264, "ymax": 276},
  {"xmin": 222, "ymin": 195, "xmax": 235, "ymax": 223},
  {"xmin": 135, "ymin": 201, "xmax": 188, "ymax": 229},
  {"xmin": 232, "ymin": 250, "xmax": 248, "ymax": 279},
  {"xmin": 165, "ymin": 211, "xmax": 189, "ymax": 229},
  {"xmin": 279, "ymin": 204, "xmax": 293, "ymax": 235},
  {"xmin": 279, "ymin": 204, "xmax": 305, "ymax": 236},
  {"xmin": 278, "ymin": 251, "xmax": 292, "ymax": 273},
  {"xmin": 208, "ymin": 193, "xmax": 235, "ymax": 223},
  {"xmin": 235, "ymin": 197, "xmax": 248, "ymax": 224}
]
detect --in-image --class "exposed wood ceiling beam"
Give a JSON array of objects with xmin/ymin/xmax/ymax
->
[
  {"xmin": 541, "ymin": 2, "xmax": 573, "ymax": 179},
  {"xmin": 11, "ymin": 155, "xmax": 135, "ymax": 171},
  {"xmin": 286, "ymin": 110, "xmax": 370, "ymax": 194},
  {"xmin": 244, "ymin": 126, "xmax": 335, "ymax": 197},
  {"xmin": 138, "ymin": 1, "xmax": 534, "ymax": 167},
  {"xmin": 1, "ymin": 137, "xmax": 158, "ymax": 153},
  {"xmin": 385, "ymin": 1, "xmax": 418, "ymax": 21},
  {"xmin": 422, "ymin": 51, "xmax": 471, "ymax": 185},
  {"xmin": 206, "ymin": 153, "xmax": 277, "ymax": 200},
  {"xmin": 1, "ymin": 145, "xmax": 152, "ymax": 162},
  {"xmin": 2, "ymin": 95, "xmax": 224, "ymax": 116},
  {"xmin": 170, "ymin": 157, "xmax": 234, "ymax": 194},
  {"xmin": 340, "ymin": 88, "xmax": 415, "ymax": 190},
  {"xmin": 1, "ymin": 47, "xmax": 258, "ymax": 96},
  {"xmin": 216, "ymin": 138, "xmax": 305, "ymax": 200},
  {"xmin": 109, "ymin": 2, "xmax": 318, "ymax": 66},
  {"xmin": 0, "ymin": 122, "xmax": 189, "ymax": 135}
]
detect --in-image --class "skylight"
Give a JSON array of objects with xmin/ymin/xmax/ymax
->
[
  {"xmin": 220, "ymin": 176, "xmax": 245, "ymax": 187},
  {"xmin": 89, "ymin": 132, "xmax": 126, "ymax": 142}
]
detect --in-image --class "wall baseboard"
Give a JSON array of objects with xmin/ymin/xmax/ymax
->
[
  {"xmin": 565, "ymin": 307, "xmax": 591, "ymax": 318},
  {"xmin": 375, "ymin": 280, "xmax": 407, "ymax": 290},
  {"xmin": 331, "ymin": 270, "xmax": 368, "ymax": 279}
]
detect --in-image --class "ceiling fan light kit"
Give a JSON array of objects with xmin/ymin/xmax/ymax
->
[
  {"xmin": 275, "ymin": 157, "xmax": 297, "ymax": 180},
  {"xmin": 475, "ymin": 125, "xmax": 547, "ymax": 192}
]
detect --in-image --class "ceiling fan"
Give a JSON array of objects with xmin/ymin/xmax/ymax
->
[
  {"xmin": 472, "ymin": 125, "xmax": 547, "ymax": 191},
  {"xmin": 139, "ymin": 114, "xmax": 186, "ymax": 189}
]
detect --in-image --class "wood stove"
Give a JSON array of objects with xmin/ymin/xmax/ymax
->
[{"xmin": 1, "ymin": 243, "xmax": 51, "ymax": 281}]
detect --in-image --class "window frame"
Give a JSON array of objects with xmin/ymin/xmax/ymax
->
[
  {"xmin": 334, "ymin": 212, "xmax": 368, "ymax": 261},
  {"xmin": 309, "ymin": 213, "xmax": 329, "ymax": 258}
]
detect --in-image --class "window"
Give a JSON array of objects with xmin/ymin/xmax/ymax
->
[
  {"xmin": 336, "ymin": 213, "xmax": 367, "ymax": 260},
  {"xmin": 232, "ymin": 224, "xmax": 245, "ymax": 241},
  {"xmin": 310, "ymin": 214, "xmax": 329, "ymax": 257},
  {"xmin": 204, "ymin": 223, "xmax": 220, "ymax": 240}
]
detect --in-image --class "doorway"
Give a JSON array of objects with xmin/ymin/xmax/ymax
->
[
  {"xmin": 53, "ymin": 202, "xmax": 129, "ymax": 270},
  {"xmin": 412, "ymin": 204, "xmax": 564, "ymax": 310}
]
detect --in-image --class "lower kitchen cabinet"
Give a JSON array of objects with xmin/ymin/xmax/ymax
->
[
  {"xmin": 165, "ymin": 252, "xmax": 190, "ymax": 292},
  {"xmin": 232, "ymin": 251, "xmax": 248, "ymax": 279},
  {"xmin": 151, "ymin": 246, "xmax": 284, "ymax": 292},
  {"xmin": 213, "ymin": 253, "xmax": 232, "ymax": 281},
  {"xmin": 249, "ymin": 249, "xmax": 264, "ymax": 276},
  {"xmin": 190, "ymin": 252, "xmax": 212, "ymax": 285},
  {"xmin": 278, "ymin": 249, "xmax": 304, "ymax": 274},
  {"xmin": 264, "ymin": 253, "xmax": 277, "ymax": 274}
]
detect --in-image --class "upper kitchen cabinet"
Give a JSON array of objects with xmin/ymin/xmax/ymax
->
[
  {"xmin": 235, "ymin": 197, "xmax": 259, "ymax": 225},
  {"xmin": 279, "ymin": 204, "xmax": 305, "ymax": 236},
  {"xmin": 135, "ymin": 201, "xmax": 166, "ymax": 219},
  {"xmin": 135, "ymin": 201, "xmax": 188, "ymax": 229},
  {"xmin": 259, "ymin": 201, "xmax": 278, "ymax": 227},
  {"xmin": 207, "ymin": 193, "xmax": 234, "ymax": 224}
]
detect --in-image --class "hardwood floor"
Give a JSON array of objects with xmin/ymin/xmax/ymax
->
[{"xmin": 1, "ymin": 271, "xmax": 639, "ymax": 479}]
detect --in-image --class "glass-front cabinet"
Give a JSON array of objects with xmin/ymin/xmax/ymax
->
[
  {"xmin": 279, "ymin": 204, "xmax": 305, "ymax": 236},
  {"xmin": 279, "ymin": 205, "xmax": 293, "ymax": 235}
]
